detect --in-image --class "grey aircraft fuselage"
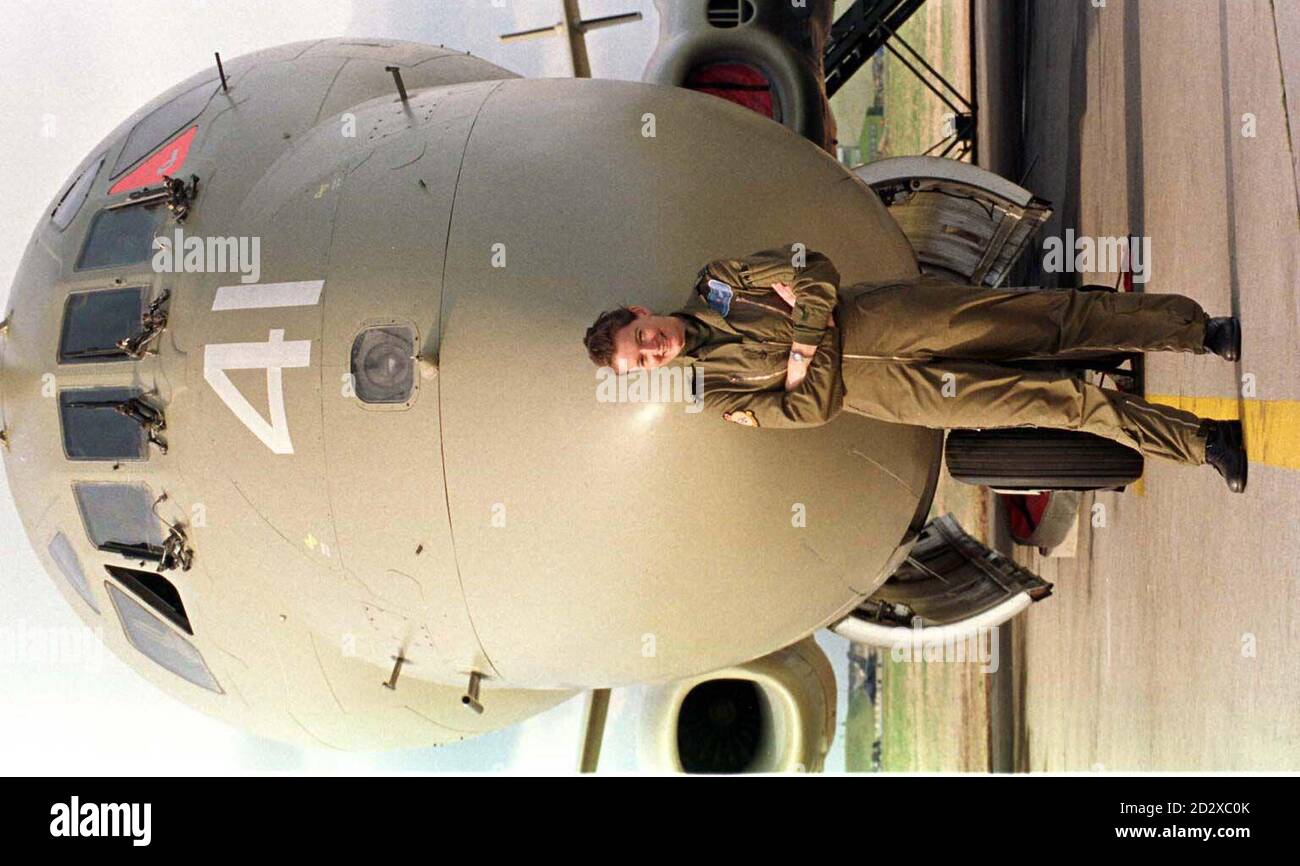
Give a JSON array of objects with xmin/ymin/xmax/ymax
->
[{"xmin": 0, "ymin": 38, "xmax": 938, "ymax": 748}]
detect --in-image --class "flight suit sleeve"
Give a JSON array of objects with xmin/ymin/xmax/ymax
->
[
  {"xmin": 700, "ymin": 246, "xmax": 841, "ymax": 346},
  {"xmin": 702, "ymin": 325, "xmax": 846, "ymax": 429}
]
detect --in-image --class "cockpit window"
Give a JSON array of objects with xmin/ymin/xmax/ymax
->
[
  {"xmin": 73, "ymin": 482, "xmax": 165, "ymax": 553},
  {"xmin": 59, "ymin": 287, "xmax": 144, "ymax": 363},
  {"xmin": 110, "ymin": 78, "xmax": 218, "ymax": 179},
  {"xmin": 48, "ymin": 531, "xmax": 99, "ymax": 613},
  {"xmin": 59, "ymin": 387, "xmax": 148, "ymax": 461},
  {"xmin": 75, "ymin": 205, "xmax": 163, "ymax": 270},
  {"xmin": 51, "ymin": 153, "xmax": 105, "ymax": 231},
  {"xmin": 106, "ymin": 582, "xmax": 221, "ymax": 693},
  {"xmin": 350, "ymin": 325, "xmax": 417, "ymax": 404},
  {"xmin": 105, "ymin": 564, "xmax": 192, "ymax": 635}
]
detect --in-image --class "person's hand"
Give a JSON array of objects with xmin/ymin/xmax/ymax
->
[
  {"xmin": 772, "ymin": 281, "xmax": 834, "ymax": 325},
  {"xmin": 785, "ymin": 340, "xmax": 818, "ymax": 391},
  {"xmin": 772, "ymin": 281, "xmax": 797, "ymax": 309}
]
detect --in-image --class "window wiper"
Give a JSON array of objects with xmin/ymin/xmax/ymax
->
[
  {"xmin": 101, "ymin": 540, "xmax": 165, "ymax": 565},
  {"xmin": 59, "ymin": 345, "xmax": 129, "ymax": 361},
  {"xmin": 151, "ymin": 493, "xmax": 193, "ymax": 573},
  {"xmin": 100, "ymin": 495, "xmax": 194, "ymax": 574},
  {"xmin": 63, "ymin": 394, "xmax": 168, "ymax": 454},
  {"xmin": 104, "ymin": 174, "xmax": 199, "ymax": 222},
  {"xmin": 101, "ymin": 536, "xmax": 191, "ymax": 574},
  {"xmin": 159, "ymin": 522, "xmax": 193, "ymax": 573},
  {"xmin": 117, "ymin": 289, "xmax": 170, "ymax": 359}
]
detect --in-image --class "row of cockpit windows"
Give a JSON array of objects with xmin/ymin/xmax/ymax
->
[
  {"xmin": 48, "ymin": 296, "xmax": 415, "ymax": 691},
  {"xmin": 50, "ymin": 285, "xmax": 216, "ymax": 688},
  {"xmin": 42, "ymin": 75, "xmax": 226, "ymax": 694},
  {"xmin": 58, "ymin": 287, "xmax": 150, "ymax": 462}
]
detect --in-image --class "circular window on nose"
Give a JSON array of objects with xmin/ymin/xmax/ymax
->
[{"xmin": 350, "ymin": 325, "xmax": 416, "ymax": 404}]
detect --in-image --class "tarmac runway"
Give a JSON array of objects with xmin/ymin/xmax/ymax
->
[{"xmin": 1009, "ymin": 0, "xmax": 1300, "ymax": 770}]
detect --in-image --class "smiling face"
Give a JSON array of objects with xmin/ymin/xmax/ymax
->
[{"xmin": 608, "ymin": 306, "xmax": 687, "ymax": 372}]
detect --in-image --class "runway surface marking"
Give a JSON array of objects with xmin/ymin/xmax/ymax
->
[{"xmin": 1147, "ymin": 394, "xmax": 1300, "ymax": 470}]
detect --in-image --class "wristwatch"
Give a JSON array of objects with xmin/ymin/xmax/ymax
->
[{"xmin": 791, "ymin": 350, "xmax": 807, "ymax": 364}]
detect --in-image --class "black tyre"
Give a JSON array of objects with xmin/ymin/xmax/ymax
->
[{"xmin": 945, "ymin": 428, "xmax": 1144, "ymax": 490}]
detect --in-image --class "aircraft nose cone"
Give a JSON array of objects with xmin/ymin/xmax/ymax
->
[{"xmin": 434, "ymin": 78, "xmax": 936, "ymax": 688}]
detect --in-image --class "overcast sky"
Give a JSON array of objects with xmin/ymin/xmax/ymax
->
[{"xmin": 0, "ymin": 0, "xmax": 851, "ymax": 774}]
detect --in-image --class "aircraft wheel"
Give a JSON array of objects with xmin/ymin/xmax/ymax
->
[{"xmin": 944, "ymin": 428, "xmax": 1143, "ymax": 491}]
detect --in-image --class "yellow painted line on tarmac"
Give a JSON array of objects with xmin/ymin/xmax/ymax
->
[
  {"xmin": 1127, "ymin": 395, "xmax": 1299, "ymax": 497},
  {"xmin": 1148, "ymin": 395, "xmax": 1300, "ymax": 470}
]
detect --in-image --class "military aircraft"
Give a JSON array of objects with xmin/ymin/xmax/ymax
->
[{"xmin": 1, "ymin": 1, "xmax": 1129, "ymax": 772}]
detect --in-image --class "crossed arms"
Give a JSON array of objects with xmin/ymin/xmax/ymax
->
[{"xmin": 696, "ymin": 247, "xmax": 847, "ymax": 429}]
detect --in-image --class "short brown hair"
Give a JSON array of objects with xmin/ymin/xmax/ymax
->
[{"xmin": 583, "ymin": 307, "xmax": 637, "ymax": 367}]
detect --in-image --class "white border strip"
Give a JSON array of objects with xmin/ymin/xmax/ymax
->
[{"xmin": 212, "ymin": 280, "xmax": 324, "ymax": 311}]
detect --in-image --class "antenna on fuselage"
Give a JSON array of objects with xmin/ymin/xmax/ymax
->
[
  {"xmin": 385, "ymin": 65, "xmax": 409, "ymax": 103},
  {"xmin": 214, "ymin": 51, "xmax": 228, "ymax": 92}
]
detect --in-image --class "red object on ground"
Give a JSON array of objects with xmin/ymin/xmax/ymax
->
[
  {"xmin": 684, "ymin": 63, "xmax": 775, "ymax": 118},
  {"xmin": 109, "ymin": 126, "xmax": 198, "ymax": 194},
  {"xmin": 1002, "ymin": 491, "xmax": 1052, "ymax": 542}
]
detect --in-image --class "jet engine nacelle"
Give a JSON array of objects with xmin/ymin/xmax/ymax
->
[
  {"xmin": 642, "ymin": 0, "xmax": 837, "ymax": 152},
  {"xmin": 636, "ymin": 636, "xmax": 836, "ymax": 773}
]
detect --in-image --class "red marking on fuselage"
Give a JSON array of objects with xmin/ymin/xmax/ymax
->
[{"xmin": 109, "ymin": 126, "xmax": 198, "ymax": 194}]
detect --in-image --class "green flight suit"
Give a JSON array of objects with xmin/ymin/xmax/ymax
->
[{"xmin": 676, "ymin": 246, "xmax": 1212, "ymax": 465}]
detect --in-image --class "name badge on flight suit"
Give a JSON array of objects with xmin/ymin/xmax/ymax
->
[
  {"xmin": 702, "ymin": 277, "xmax": 751, "ymax": 427},
  {"xmin": 703, "ymin": 278, "xmax": 733, "ymax": 317}
]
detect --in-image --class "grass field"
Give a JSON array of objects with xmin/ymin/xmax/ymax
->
[
  {"xmin": 845, "ymin": 469, "xmax": 996, "ymax": 773},
  {"xmin": 830, "ymin": 1, "xmax": 988, "ymax": 773},
  {"xmin": 829, "ymin": 0, "xmax": 972, "ymax": 163}
]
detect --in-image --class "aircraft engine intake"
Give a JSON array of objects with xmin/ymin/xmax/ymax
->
[{"xmin": 636, "ymin": 637, "xmax": 836, "ymax": 773}]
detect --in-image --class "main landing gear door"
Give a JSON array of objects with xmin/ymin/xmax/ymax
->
[
  {"xmin": 831, "ymin": 514, "xmax": 1053, "ymax": 647},
  {"xmin": 854, "ymin": 156, "xmax": 1053, "ymax": 288}
]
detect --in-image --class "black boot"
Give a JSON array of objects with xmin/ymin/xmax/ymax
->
[
  {"xmin": 1202, "ymin": 419, "xmax": 1247, "ymax": 493},
  {"xmin": 1203, "ymin": 317, "xmax": 1241, "ymax": 361}
]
